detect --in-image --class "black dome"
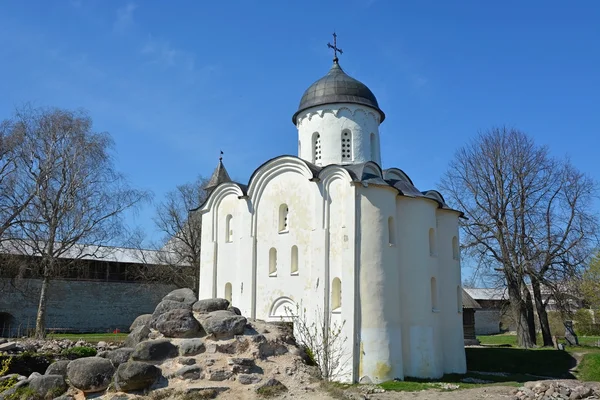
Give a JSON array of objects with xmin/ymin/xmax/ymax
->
[{"xmin": 292, "ymin": 60, "xmax": 385, "ymax": 124}]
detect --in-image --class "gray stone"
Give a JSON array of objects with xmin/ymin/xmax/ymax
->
[
  {"xmin": 256, "ymin": 378, "xmax": 288, "ymax": 395},
  {"xmin": 179, "ymin": 338, "xmax": 206, "ymax": 356},
  {"xmin": 178, "ymin": 357, "xmax": 197, "ymax": 365},
  {"xmin": 238, "ymin": 373, "xmax": 262, "ymax": 385},
  {"xmin": 154, "ymin": 308, "xmax": 202, "ymax": 338},
  {"xmin": 192, "ymin": 298, "xmax": 230, "ymax": 314},
  {"xmin": 228, "ymin": 306, "xmax": 241, "ymax": 315},
  {"xmin": 227, "ymin": 357, "xmax": 254, "ymax": 366},
  {"xmin": 66, "ymin": 357, "xmax": 115, "ymax": 393},
  {"xmin": 124, "ymin": 325, "xmax": 150, "ymax": 348},
  {"xmin": 45, "ymin": 360, "xmax": 70, "ymax": 378},
  {"xmin": 198, "ymin": 310, "xmax": 247, "ymax": 340},
  {"xmin": 151, "ymin": 299, "xmax": 192, "ymax": 321},
  {"xmin": 29, "ymin": 374, "xmax": 67, "ymax": 398},
  {"xmin": 53, "ymin": 395, "xmax": 75, "ymax": 400},
  {"xmin": 0, "ymin": 338, "xmax": 6, "ymax": 345},
  {"xmin": 0, "ymin": 342, "xmax": 17, "ymax": 352},
  {"xmin": 163, "ymin": 288, "xmax": 197, "ymax": 305},
  {"xmin": 174, "ymin": 365, "xmax": 203, "ymax": 380},
  {"xmin": 207, "ymin": 369, "xmax": 233, "ymax": 381},
  {"xmin": 257, "ymin": 340, "xmax": 288, "ymax": 358},
  {"xmin": 114, "ymin": 361, "xmax": 161, "ymax": 392},
  {"xmin": 28, "ymin": 372, "xmax": 42, "ymax": 380},
  {"xmin": 104, "ymin": 348, "xmax": 135, "ymax": 368},
  {"xmin": 129, "ymin": 314, "xmax": 152, "ymax": 332},
  {"xmin": 131, "ymin": 339, "xmax": 178, "ymax": 362}
]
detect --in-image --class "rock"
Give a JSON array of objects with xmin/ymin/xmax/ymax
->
[
  {"xmin": 238, "ymin": 373, "xmax": 262, "ymax": 385},
  {"xmin": 0, "ymin": 342, "xmax": 17, "ymax": 351},
  {"xmin": 152, "ymin": 299, "xmax": 192, "ymax": 321},
  {"xmin": 174, "ymin": 365, "xmax": 203, "ymax": 380},
  {"xmin": 66, "ymin": 357, "xmax": 115, "ymax": 393},
  {"xmin": 129, "ymin": 314, "xmax": 152, "ymax": 332},
  {"xmin": 45, "ymin": 360, "xmax": 70, "ymax": 377},
  {"xmin": 228, "ymin": 306, "xmax": 242, "ymax": 315},
  {"xmin": 207, "ymin": 369, "xmax": 233, "ymax": 381},
  {"xmin": 0, "ymin": 338, "xmax": 6, "ymax": 345},
  {"xmin": 257, "ymin": 340, "xmax": 289, "ymax": 358},
  {"xmin": 197, "ymin": 310, "xmax": 247, "ymax": 340},
  {"xmin": 28, "ymin": 372, "xmax": 42, "ymax": 380},
  {"xmin": 154, "ymin": 308, "xmax": 203, "ymax": 338},
  {"xmin": 179, "ymin": 357, "xmax": 197, "ymax": 365},
  {"xmin": 124, "ymin": 325, "xmax": 150, "ymax": 348},
  {"xmin": 114, "ymin": 361, "xmax": 161, "ymax": 392},
  {"xmin": 228, "ymin": 357, "xmax": 255, "ymax": 373},
  {"xmin": 192, "ymin": 298, "xmax": 230, "ymax": 314},
  {"xmin": 256, "ymin": 378, "xmax": 288, "ymax": 396},
  {"xmin": 179, "ymin": 338, "xmax": 206, "ymax": 356},
  {"xmin": 28, "ymin": 374, "xmax": 67, "ymax": 398},
  {"xmin": 131, "ymin": 339, "xmax": 178, "ymax": 362},
  {"xmin": 163, "ymin": 288, "xmax": 197, "ymax": 305},
  {"xmin": 104, "ymin": 348, "xmax": 135, "ymax": 368},
  {"xmin": 53, "ymin": 395, "xmax": 75, "ymax": 400}
]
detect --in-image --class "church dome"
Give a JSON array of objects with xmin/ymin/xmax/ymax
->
[{"xmin": 292, "ymin": 60, "xmax": 385, "ymax": 124}]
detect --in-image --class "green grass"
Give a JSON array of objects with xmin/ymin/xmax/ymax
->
[
  {"xmin": 46, "ymin": 332, "xmax": 127, "ymax": 343},
  {"xmin": 477, "ymin": 334, "xmax": 600, "ymax": 348},
  {"xmin": 575, "ymin": 353, "xmax": 600, "ymax": 381}
]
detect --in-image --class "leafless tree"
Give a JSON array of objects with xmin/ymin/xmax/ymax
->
[
  {"xmin": 130, "ymin": 176, "xmax": 208, "ymax": 292},
  {"xmin": 3, "ymin": 106, "xmax": 150, "ymax": 338},
  {"xmin": 440, "ymin": 127, "xmax": 598, "ymax": 347}
]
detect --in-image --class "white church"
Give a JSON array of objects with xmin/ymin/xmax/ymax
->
[{"xmin": 195, "ymin": 43, "xmax": 466, "ymax": 383}]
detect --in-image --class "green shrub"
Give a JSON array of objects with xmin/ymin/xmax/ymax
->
[
  {"xmin": 573, "ymin": 309, "xmax": 600, "ymax": 336},
  {"xmin": 61, "ymin": 346, "xmax": 97, "ymax": 359}
]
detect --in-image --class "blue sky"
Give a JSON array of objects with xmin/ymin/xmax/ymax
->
[{"xmin": 2, "ymin": 1, "xmax": 600, "ymax": 246}]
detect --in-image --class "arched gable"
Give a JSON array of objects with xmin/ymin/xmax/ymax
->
[
  {"xmin": 269, "ymin": 296, "xmax": 297, "ymax": 318},
  {"xmin": 383, "ymin": 168, "xmax": 414, "ymax": 185}
]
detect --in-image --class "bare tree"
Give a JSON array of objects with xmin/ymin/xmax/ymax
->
[
  {"xmin": 149, "ymin": 176, "xmax": 208, "ymax": 292},
  {"xmin": 440, "ymin": 127, "xmax": 598, "ymax": 347},
  {"xmin": 3, "ymin": 106, "xmax": 150, "ymax": 338}
]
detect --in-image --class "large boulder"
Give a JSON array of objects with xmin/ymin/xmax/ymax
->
[
  {"xmin": 114, "ymin": 361, "xmax": 161, "ymax": 392},
  {"xmin": 129, "ymin": 314, "xmax": 152, "ymax": 332},
  {"xmin": 163, "ymin": 288, "xmax": 197, "ymax": 305},
  {"xmin": 154, "ymin": 308, "xmax": 203, "ymax": 338},
  {"xmin": 103, "ymin": 348, "xmax": 135, "ymax": 368},
  {"xmin": 150, "ymin": 300, "xmax": 192, "ymax": 328},
  {"xmin": 192, "ymin": 298, "xmax": 230, "ymax": 314},
  {"xmin": 44, "ymin": 360, "xmax": 70, "ymax": 378},
  {"xmin": 124, "ymin": 325, "xmax": 151, "ymax": 348},
  {"xmin": 179, "ymin": 338, "xmax": 206, "ymax": 356},
  {"xmin": 197, "ymin": 310, "xmax": 247, "ymax": 340},
  {"xmin": 131, "ymin": 339, "xmax": 178, "ymax": 362},
  {"xmin": 29, "ymin": 374, "xmax": 68, "ymax": 398},
  {"xmin": 66, "ymin": 357, "xmax": 115, "ymax": 393}
]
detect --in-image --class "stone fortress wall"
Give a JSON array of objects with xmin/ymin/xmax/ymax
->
[{"xmin": 0, "ymin": 278, "xmax": 175, "ymax": 336}]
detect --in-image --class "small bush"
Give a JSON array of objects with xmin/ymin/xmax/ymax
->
[
  {"xmin": 0, "ymin": 375, "xmax": 17, "ymax": 393},
  {"xmin": 573, "ymin": 309, "xmax": 600, "ymax": 336},
  {"xmin": 4, "ymin": 386, "xmax": 40, "ymax": 400},
  {"xmin": 61, "ymin": 346, "xmax": 97, "ymax": 359}
]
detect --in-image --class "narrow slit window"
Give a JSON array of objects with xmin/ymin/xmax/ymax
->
[
  {"xmin": 452, "ymin": 236, "xmax": 459, "ymax": 260},
  {"xmin": 278, "ymin": 204, "xmax": 289, "ymax": 233},
  {"xmin": 313, "ymin": 132, "xmax": 321, "ymax": 164},
  {"xmin": 388, "ymin": 217, "xmax": 396, "ymax": 245},
  {"xmin": 429, "ymin": 228, "xmax": 436, "ymax": 256},
  {"xmin": 225, "ymin": 214, "xmax": 233, "ymax": 243},
  {"xmin": 269, "ymin": 248, "xmax": 277, "ymax": 276},
  {"xmin": 431, "ymin": 277, "xmax": 438, "ymax": 312},
  {"xmin": 225, "ymin": 282, "xmax": 232, "ymax": 302},
  {"xmin": 341, "ymin": 130, "xmax": 352, "ymax": 161},
  {"xmin": 370, "ymin": 133, "xmax": 377, "ymax": 161},
  {"xmin": 457, "ymin": 285, "xmax": 462, "ymax": 313},
  {"xmin": 291, "ymin": 245, "xmax": 299, "ymax": 275},
  {"xmin": 332, "ymin": 277, "xmax": 342, "ymax": 312}
]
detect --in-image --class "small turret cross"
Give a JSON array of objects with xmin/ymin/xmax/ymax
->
[{"xmin": 327, "ymin": 32, "xmax": 343, "ymax": 62}]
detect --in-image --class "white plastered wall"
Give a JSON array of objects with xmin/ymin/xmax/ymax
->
[
  {"xmin": 436, "ymin": 210, "xmax": 467, "ymax": 374},
  {"xmin": 357, "ymin": 184, "xmax": 403, "ymax": 383},
  {"xmin": 295, "ymin": 104, "xmax": 382, "ymax": 166}
]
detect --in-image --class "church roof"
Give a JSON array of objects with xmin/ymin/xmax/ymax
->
[
  {"xmin": 195, "ymin": 155, "xmax": 462, "ymax": 217},
  {"xmin": 292, "ymin": 60, "xmax": 385, "ymax": 124},
  {"xmin": 204, "ymin": 159, "xmax": 232, "ymax": 192}
]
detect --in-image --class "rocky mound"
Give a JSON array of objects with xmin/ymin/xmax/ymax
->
[{"xmin": 0, "ymin": 289, "xmax": 321, "ymax": 400}]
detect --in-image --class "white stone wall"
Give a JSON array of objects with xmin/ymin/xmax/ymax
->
[
  {"xmin": 295, "ymin": 104, "xmax": 382, "ymax": 166},
  {"xmin": 474, "ymin": 309, "xmax": 502, "ymax": 335}
]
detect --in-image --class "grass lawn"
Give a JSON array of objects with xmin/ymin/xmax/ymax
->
[
  {"xmin": 575, "ymin": 353, "xmax": 600, "ymax": 381},
  {"xmin": 477, "ymin": 334, "xmax": 600, "ymax": 348},
  {"xmin": 46, "ymin": 332, "xmax": 127, "ymax": 343}
]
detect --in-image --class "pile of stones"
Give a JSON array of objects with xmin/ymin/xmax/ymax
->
[
  {"xmin": 512, "ymin": 380, "xmax": 600, "ymax": 400},
  {"xmin": 0, "ymin": 288, "xmax": 307, "ymax": 399},
  {"xmin": 0, "ymin": 338, "xmax": 119, "ymax": 355}
]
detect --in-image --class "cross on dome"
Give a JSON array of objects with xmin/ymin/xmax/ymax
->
[{"xmin": 327, "ymin": 32, "xmax": 343, "ymax": 63}]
